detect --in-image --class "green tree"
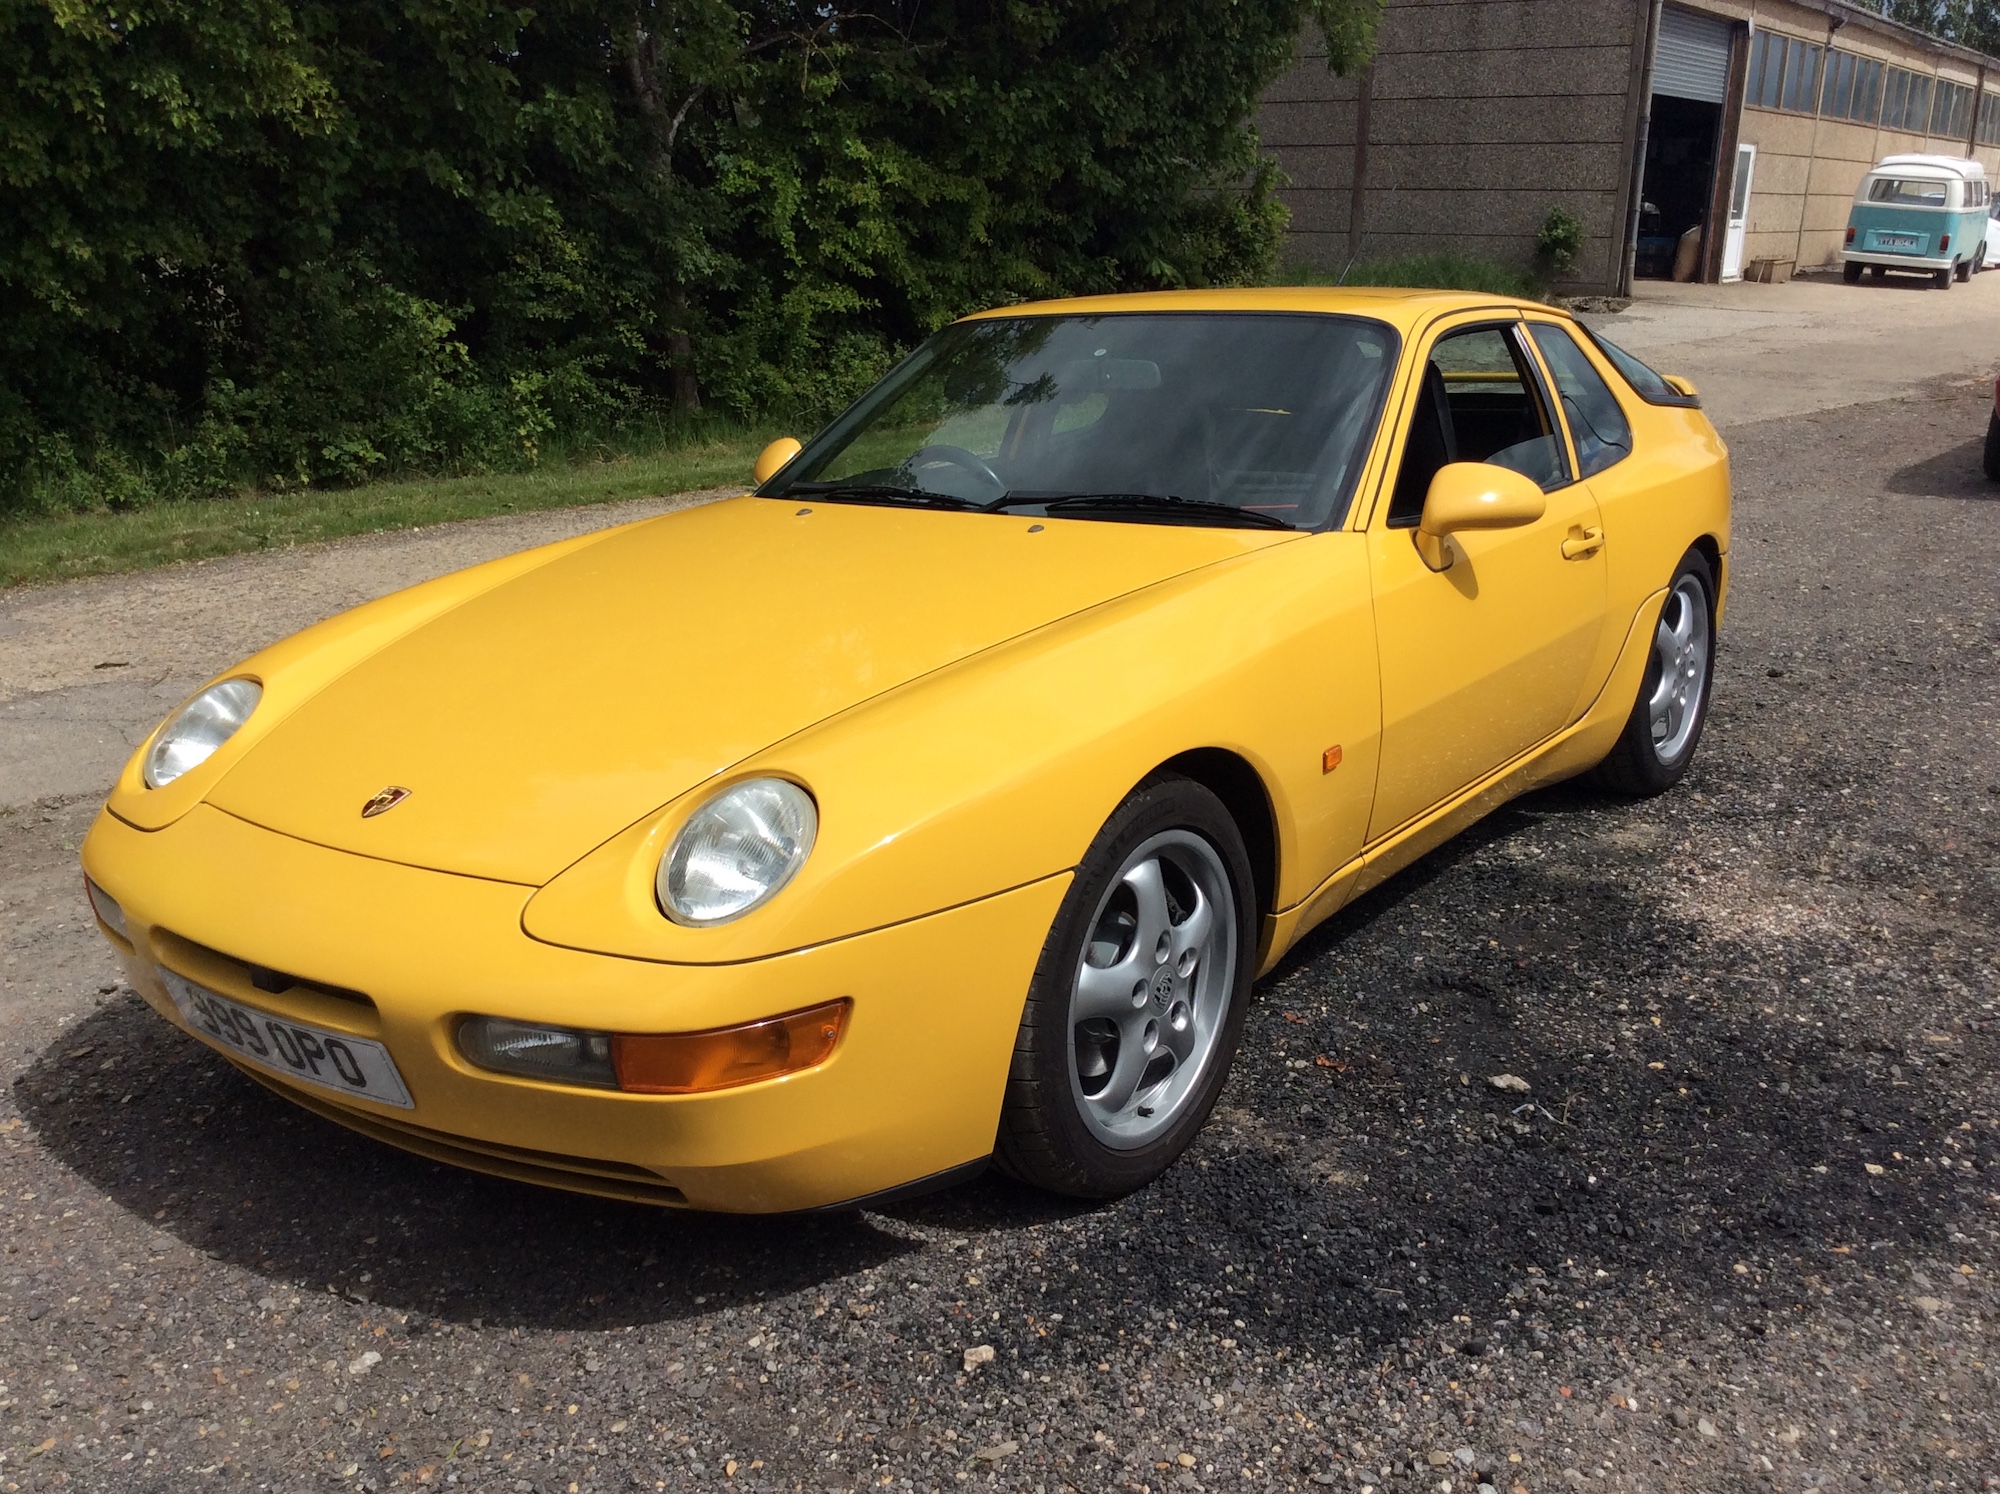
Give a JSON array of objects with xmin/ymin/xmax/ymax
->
[{"xmin": 0, "ymin": 0, "xmax": 1382, "ymax": 506}]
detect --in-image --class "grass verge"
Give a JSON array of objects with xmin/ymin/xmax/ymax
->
[
  {"xmin": 1277, "ymin": 253, "xmax": 1545, "ymax": 298},
  {"xmin": 0, "ymin": 431, "xmax": 777, "ymax": 590}
]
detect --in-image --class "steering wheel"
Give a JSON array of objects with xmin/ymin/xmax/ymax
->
[{"xmin": 905, "ymin": 444, "xmax": 1006, "ymax": 500}]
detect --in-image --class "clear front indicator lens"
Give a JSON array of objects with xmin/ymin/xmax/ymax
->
[
  {"xmin": 457, "ymin": 1001, "xmax": 849, "ymax": 1094},
  {"xmin": 84, "ymin": 877, "xmax": 129, "ymax": 941},
  {"xmin": 658, "ymin": 778, "xmax": 817, "ymax": 925},
  {"xmin": 144, "ymin": 678, "xmax": 262, "ymax": 788},
  {"xmin": 457, "ymin": 1017, "xmax": 617, "ymax": 1089}
]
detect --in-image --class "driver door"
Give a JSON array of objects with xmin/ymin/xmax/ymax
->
[{"xmin": 1364, "ymin": 316, "xmax": 1608, "ymax": 842}]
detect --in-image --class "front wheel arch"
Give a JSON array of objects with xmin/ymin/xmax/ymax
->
[{"xmin": 1153, "ymin": 747, "xmax": 1277, "ymax": 924}]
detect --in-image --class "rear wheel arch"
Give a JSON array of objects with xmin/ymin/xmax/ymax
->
[{"xmin": 1149, "ymin": 748, "xmax": 1277, "ymax": 923}]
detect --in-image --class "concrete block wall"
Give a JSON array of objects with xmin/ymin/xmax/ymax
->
[{"xmin": 1259, "ymin": 0, "xmax": 1643, "ymax": 293}]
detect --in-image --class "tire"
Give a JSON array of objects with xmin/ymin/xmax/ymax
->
[
  {"xmin": 1591, "ymin": 549, "xmax": 1717, "ymax": 797},
  {"xmin": 1869, "ymin": 265, "xmax": 1886, "ymax": 280},
  {"xmin": 1843, "ymin": 259, "xmax": 1863, "ymax": 284},
  {"xmin": 1984, "ymin": 412, "xmax": 2000, "ymax": 481},
  {"xmin": 1975, "ymin": 244, "xmax": 1989, "ymax": 274},
  {"xmin": 994, "ymin": 776, "xmax": 1257, "ymax": 1198},
  {"xmin": 1936, "ymin": 265, "xmax": 1955, "ymax": 289},
  {"xmin": 1956, "ymin": 255, "xmax": 1973, "ymax": 282}
]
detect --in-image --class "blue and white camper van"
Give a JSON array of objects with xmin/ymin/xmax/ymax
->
[{"xmin": 1843, "ymin": 154, "xmax": 1991, "ymax": 288}]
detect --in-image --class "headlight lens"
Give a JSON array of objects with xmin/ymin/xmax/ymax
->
[
  {"xmin": 658, "ymin": 778, "xmax": 817, "ymax": 926},
  {"xmin": 144, "ymin": 678, "xmax": 262, "ymax": 788}
]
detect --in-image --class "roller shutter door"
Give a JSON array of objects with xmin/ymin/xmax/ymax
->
[{"xmin": 1654, "ymin": 6, "xmax": 1734, "ymax": 104}]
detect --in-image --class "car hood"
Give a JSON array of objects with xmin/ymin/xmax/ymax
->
[{"xmin": 207, "ymin": 495, "xmax": 1290, "ymax": 883}]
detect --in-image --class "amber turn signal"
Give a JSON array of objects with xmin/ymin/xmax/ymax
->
[
  {"xmin": 1321, "ymin": 744, "xmax": 1343, "ymax": 773},
  {"xmin": 612, "ymin": 999, "xmax": 850, "ymax": 1094}
]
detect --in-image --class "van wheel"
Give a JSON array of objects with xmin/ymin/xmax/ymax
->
[
  {"xmin": 1984, "ymin": 413, "xmax": 2000, "ymax": 482},
  {"xmin": 1956, "ymin": 256, "xmax": 1974, "ymax": 282},
  {"xmin": 1937, "ymin": 265, "xmax": 1956, "ymax": 288},
  {"xmin": 1869, "ymin": 265, "xmax": 1886, "ymax": 280},
  {"xmin": 1843, "ymin": 260, "xmax": 1863, "ymax": 284}
]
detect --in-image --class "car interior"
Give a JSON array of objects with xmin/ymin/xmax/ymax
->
[{"xmin": 1387, "ymin": 325, "xmax": 1570, "ymax": 527}]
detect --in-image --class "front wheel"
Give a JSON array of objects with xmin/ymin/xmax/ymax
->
[
  {"xmin": 1592, "ymin": 550, "xmax": 1717, "ymax": 796},
  {"xmin": 995, "ymin": 776, "xmax": 1257, "ymax": 1198}
]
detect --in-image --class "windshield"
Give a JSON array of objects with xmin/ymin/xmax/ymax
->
[{"xmin": 766, "ymin": 313, "xmax": 1399, "ymax": 529}]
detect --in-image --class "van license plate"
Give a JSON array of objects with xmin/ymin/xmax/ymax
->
[
  {"xmin": 1877, "ymin": 232, "xmax": 1918, "ymax": 248},
  {"xmin": 160, "ymin": 969, "xmax": 414, "ymax": 1108}
]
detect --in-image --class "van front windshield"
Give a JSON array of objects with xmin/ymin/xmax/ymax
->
[
  {"xmin": 765, "ymin": 313, "xmax": 1399, "ymax": 531},
  {"xmin": 1867, "ymin": 177, "xmax": 1950, "ymax": 207}
]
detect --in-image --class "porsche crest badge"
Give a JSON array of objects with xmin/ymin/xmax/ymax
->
[{"xmin": 360, "ymin": 785, "xmax": 412, "ymax": 819}]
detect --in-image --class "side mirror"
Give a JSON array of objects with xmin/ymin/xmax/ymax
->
[
  {"xmin": 752, "ymin": 437, "xmax": 803, "ymax": 487},
  {"xmin": 1414, "ymin": 462, "xmax": 1546, "ymax": 571},
  {"xmin": 1662, "ymin": 374, "xmax": 1700, "ymax": 399}
]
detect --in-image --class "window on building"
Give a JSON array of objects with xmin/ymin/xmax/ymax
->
[
  {"xmin": 1979, "ymin": 92, "xmax": 2000, "ymax": 146},
  {"xmin": 1856, "ymin": 58, "xmax": 1885, "ymax": 122},
  {"xmin": 1932, "ymin": 79, "xmax": 1974, "ymax": 139},
  {"xmin": 1904, "ymin": 73, "xmax": 1934, "ymax": 132},
  {"xmin": 1747, "ymin": 32, "xmax": 1829, "ymax": 115},
  {"xmin": 1818, "ymin": 50, "xmax": 1886, "ymax": 124}
]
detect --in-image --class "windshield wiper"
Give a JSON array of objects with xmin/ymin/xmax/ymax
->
[
  {"xmin": 986, "ymin": 492, "xmax": 1295, "ymax": 531},
  {"xmin": 787, "ymin": 482, "xmax": 980, "ymax": 511}
]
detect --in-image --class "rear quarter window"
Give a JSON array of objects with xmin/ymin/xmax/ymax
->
[{"xmin": 1528, "ymin": 324, "xmax": 1634, "ymax": 478}]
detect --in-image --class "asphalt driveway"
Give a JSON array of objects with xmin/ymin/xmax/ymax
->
[{"xmin": 1, "ymin": 281, "xmax": 1997, "ymax": 1493}]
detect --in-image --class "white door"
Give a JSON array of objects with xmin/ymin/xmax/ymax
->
[{"xmin": 1722, "ymin": 143, "xmax": 1755, "ymax": 280}]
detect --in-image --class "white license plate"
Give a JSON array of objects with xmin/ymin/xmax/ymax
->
[
  {"xmin": 160, "ymin": 969, "xmax": 414, "ymax": 1109},
  {"xmin": 1877, "ymin": 233, "xmax": 1918, "ymax": 248}
]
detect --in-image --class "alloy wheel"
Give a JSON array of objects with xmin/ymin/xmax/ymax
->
[
  {"xmin": 1648, "ymin": 572, "xmax": 1711, "ymax": 762},
  {"xmin": 1067, "ymin": 830, "xmax": 1237, "ymax": 1150}
]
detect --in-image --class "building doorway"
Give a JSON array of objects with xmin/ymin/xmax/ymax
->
[
  {"xmin": 1636, "ymin": 5, "xmax": 1733, "ymax": 279},
  {"xmin": 1637, "ymin": 95, "xmax": 1724, "ymax": 277}
]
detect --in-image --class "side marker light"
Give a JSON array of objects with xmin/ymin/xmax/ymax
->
[{"xmin": 1322, "ymin": 744, "xmax": 1344, "ymax": 773}]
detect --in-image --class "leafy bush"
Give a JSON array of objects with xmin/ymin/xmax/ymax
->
[
  {"xmin": 1, "ymin": 0, "xmax": 1384, "ymax": 514},
  {"xmin": 1536, "ymin": 207, "xmax": 1589, "ymax": 283}
]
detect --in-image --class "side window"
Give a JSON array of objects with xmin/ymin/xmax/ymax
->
[
  {"xmin": 1387, "ymin": 324, "xmax": 1569, "ymax": 526},
  {"xmin": 1527, "ymin": 323, "xmax": 1634, "ymax": 479}
]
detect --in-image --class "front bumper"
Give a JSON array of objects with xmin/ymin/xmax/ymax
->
[
  {"xmin": 1843, "ymin": 250, "xmax": 1953, "ymax": 271},
  {"xmin": 83, "ymin": 804, "xmax": 1067, "ymax": 1212}
]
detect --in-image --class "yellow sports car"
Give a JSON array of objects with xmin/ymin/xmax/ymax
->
[{"xmin": 80, "ymin": 289, "xmax": 1729, "ymax": 1212}]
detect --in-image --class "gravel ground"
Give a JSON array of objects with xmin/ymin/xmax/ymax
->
[{"xmin": 2, "ymin": 381, "xmax": 1998, "ymax": 1494}]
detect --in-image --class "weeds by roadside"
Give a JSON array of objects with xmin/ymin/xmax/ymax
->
[{"xmin": 0, "ymin": 433, "xmax": 774, "ymax": 589}]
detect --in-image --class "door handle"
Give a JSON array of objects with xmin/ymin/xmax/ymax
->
[{"xmin": 1561, "ymin": 526, "xmax": 1604, "ymax": 560}]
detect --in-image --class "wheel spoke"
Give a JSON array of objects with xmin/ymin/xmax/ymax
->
[
  {"xmin": 1093, "ymin": 1022, "xmax": 1153, "ymax": 1114},
  {"xmin": 1170, "ymin": 883, "xmax": 1213, "ymax": 962},
  {"xmin": 1668, "ymin": 595, "xmax": 1695, "ymax": 651},
  {"xmin": 1075, "ymin": 956, "xmax": 1144, "ymax": 1021},
  {"xmin": 1122, "ymin": 858, "xmax": 1174, "ymax": 959}
]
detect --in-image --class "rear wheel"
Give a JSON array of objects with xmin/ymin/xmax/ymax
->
[
  {"xmin": 1592, "ymin": 550, "xmax": 1716, "ymax": 797},
  {"xmin": 995, "ymin": 776, "xmax": 1256, "ymax": 1198},
  {"xmin": 1869, "ymin": 265, "xmax": 1886, "ymax": 280},
  {"xmin": 1843, "ymin": 259, "xmax": 1863, "ymax": 284},
  {"xmin": 1936, "ymin": 265, "xmax": 1955, "ymax": 289},
  {"xmin": 1984, "ymin": 412, "xmax": 2000, "ymax": 481},
  {"xmin": 1956, "ymin": 255, "xmax": 1974, "ymax": 282}
]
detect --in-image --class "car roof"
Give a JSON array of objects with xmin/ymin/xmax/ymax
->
[
  {"xmin": 957, "ymin": 286, "xmax": 1559, "ymax": 333},
  {"xmin": 1873, "ymin": 153, "xmax": 1986, "ymax": 178}
]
